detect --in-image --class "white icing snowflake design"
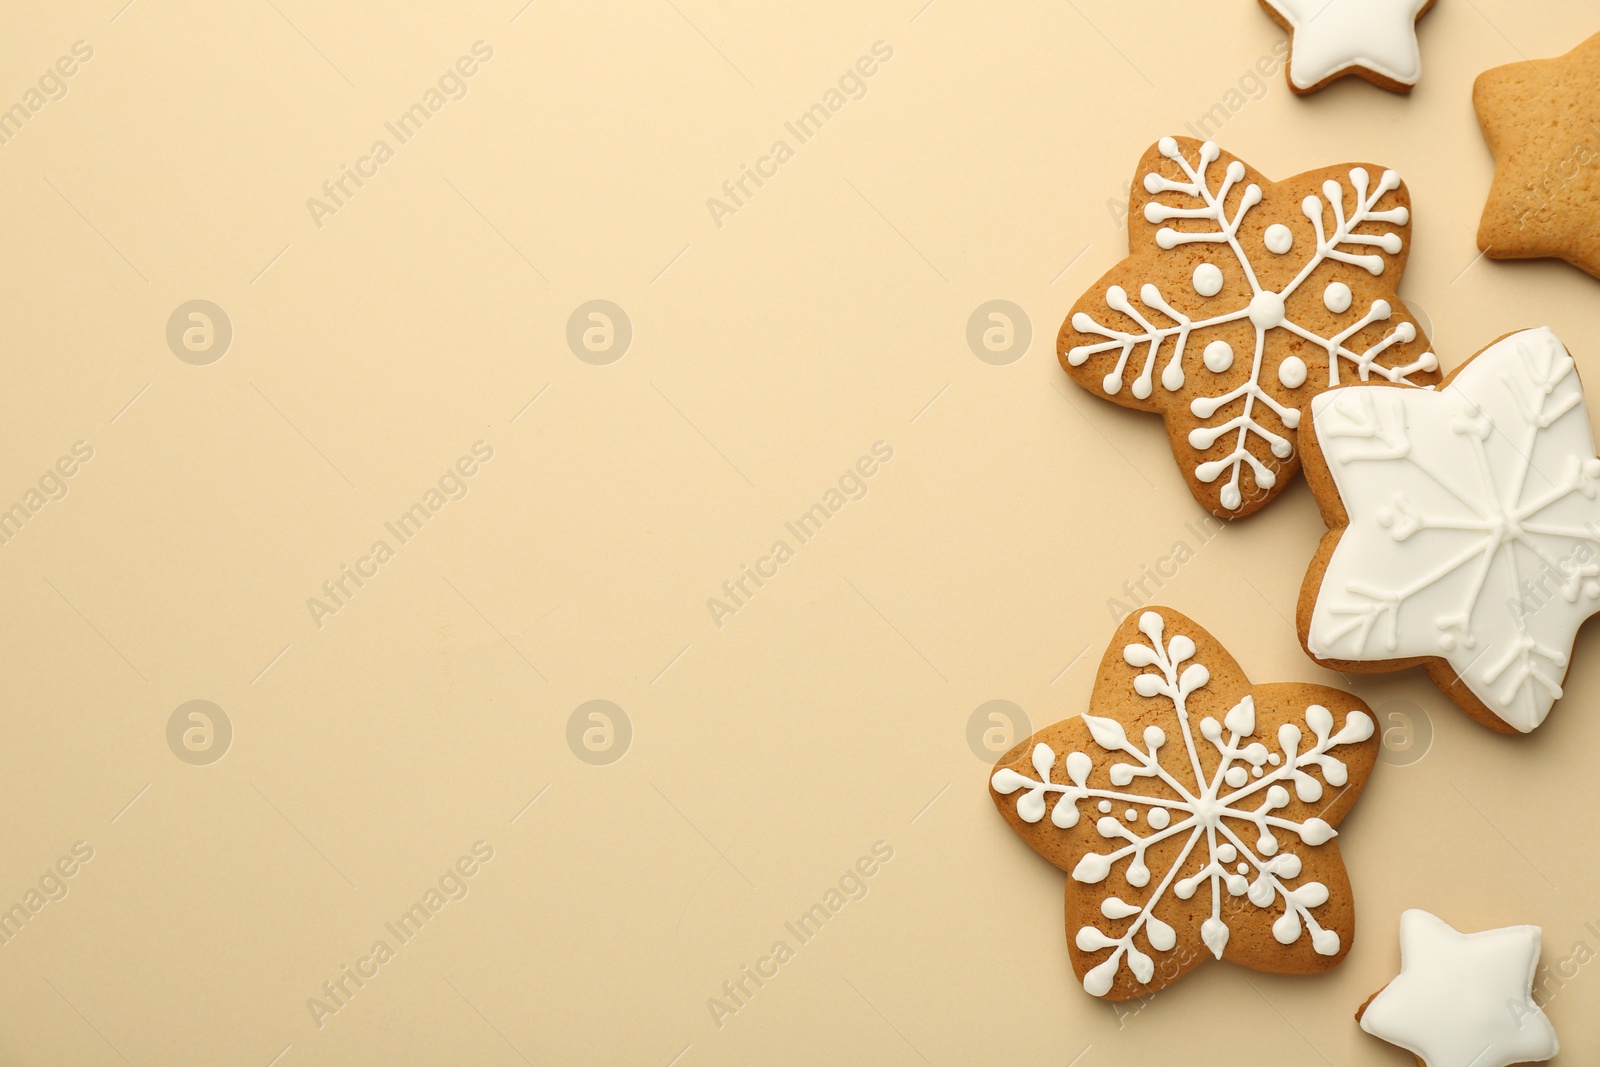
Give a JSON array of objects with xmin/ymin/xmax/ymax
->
[
  {"xmin": 1062, "ymin": 136, "xmax": 1438, "ymax": 516},
  {"xmin": 1307, "ymin": 326, "xmax": 1600, "ymax": 732},
  {"xmin": 992, "ymin": 611, "xmax": 1375, "ymax": 997}
]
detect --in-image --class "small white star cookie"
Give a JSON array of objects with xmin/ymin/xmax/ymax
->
[
  {"xmin": 1358, "ymin": 910, "xmax": 1558, "ymax": 1067},
  {"xmin": 1259, "ymin": 0, "xmax": 1434, "ymax": 94}
]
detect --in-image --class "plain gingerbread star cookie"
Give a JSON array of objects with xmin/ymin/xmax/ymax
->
[
  {"xmin": 1474, "ymin": 31, "xmax": 1600, "ymax": 280},
  {"xmin": 1297, "ymin": 326, "xmax": 1600, "ymax": 734},
  {"xmin": 989, "ymin": 607, "xmax": 1378, "ymax": 1000},
  {"xmin": 1259, "ymin": 0, "xmax": 1434, "ymax": 93},
  {"xmin": 1358, "ymin": 910, "xmax": 1559, "ymax": 1067}
]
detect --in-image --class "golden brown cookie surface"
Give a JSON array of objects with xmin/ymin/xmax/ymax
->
[
  {"xmin": 1059, "ymin": 137, "xmax": 1439, "ymax": 519},
  {"xmin": 1475, "ymin": 31, "xmax": 1600, "ymax": 280},
  {"xmin": 989, "ymin": 607, "xmax": 1379, "ymax": 1001}
]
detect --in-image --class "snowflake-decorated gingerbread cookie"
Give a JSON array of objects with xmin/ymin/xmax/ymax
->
[
  {"xmin": 989, "ymin": 608, "xmax": 1378, "ymax": 1000},
  {"xmin": 1060, "ymin": 137, "xmax": 1439, "ymax": 519},
  {"xmin": 1298, "ymin": 327, "xmax": 1600, "ymax": 734}
]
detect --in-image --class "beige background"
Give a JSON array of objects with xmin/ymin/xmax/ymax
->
[{"xmin": 0, "ymin": 0, "xmax": 1597, "ymax": 1064}]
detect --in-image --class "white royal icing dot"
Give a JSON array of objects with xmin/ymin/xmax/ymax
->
[
  {"xmin": 1192, "ymin": 262, "xmax": 1223, "ymax": 297},
  {"xmin": 1278, "ymin": 355, "xmax": 1308, "ymax": 389},
  {"xmin": 1146, "ymin": 808, "xmax": 1170, "ymax": 829},
  {"xmin": 1124, "ymin": 808, "xmax": 1137, "ymax": 822},
  {"xmin": 1324, "ymin": 281, "xmax": 1353, "ymax": 314},
  {"xmin": 1264, "ymin": 223, "xmax": 1293, "ymax": 254},
  {"xmin": 1247, "ymin": 290, "xmax": 1286, "ymax": 330},
  {"xmin": 1097, "ymin": 800, "xmax": 1112, "ymax": 813},
  {"xmin": 1203, "ymin": 340, "xmax": 1234, "ymax": 373}
]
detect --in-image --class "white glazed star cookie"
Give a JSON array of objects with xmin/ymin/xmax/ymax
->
[
  {"xmin": 1297, "ymin": 327, "xmax": 1600, "ymax": 733},
  {"xmin": 1259, "ymin": 0, "xmax": 1434, "ymax": 94},
  {"xmin": 1358, "ymin": 910, "xmax": 1559, "ymax": 1067}
]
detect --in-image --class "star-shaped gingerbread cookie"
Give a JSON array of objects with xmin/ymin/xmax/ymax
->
[
  {"xmin": 1297, "ymin": 327, "xmax": 1600, "ymax": 734},
  {"xmin": 1259, "ymin": 0, "xmax": 1434, "ymax": 94},
  {"xmin": 1059, "ymin": 137, "xmax": 1440, "ymax": 519},
  {"xmin": 1358, "ymin": 910, "xmax": 1559, "ymax": 1067},
  {"xmin": 1475, "ymin": 30, "xmax": 1600, "ymax": 279},
  {"xmin": 989, "ymin": 608, "xmax": 1378, "ymax": 1000}
]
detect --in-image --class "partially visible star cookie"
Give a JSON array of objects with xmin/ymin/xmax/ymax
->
[
  {"xmin": 1475, "ymin": 31, "xmax": 1600, "ymax": 279},
  {"xmin": 1358, "ymin": 910, "xmax": 1559, "ymax": 1067},
  {"xmin": 1297, "ymin": 326, "xmax": 1600, "ymax": 734},
  {"xmin": 1259, "ymin": 0, "xmax": 1434, "ymax": 94}
]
